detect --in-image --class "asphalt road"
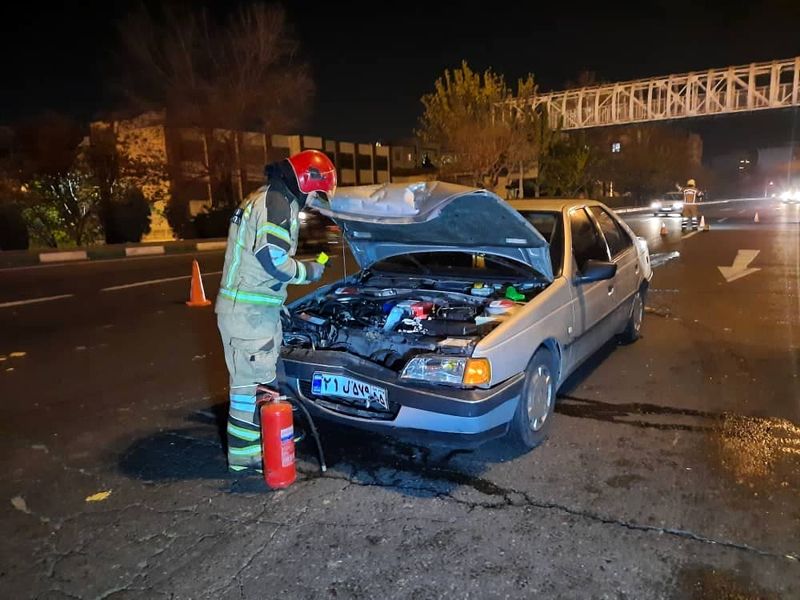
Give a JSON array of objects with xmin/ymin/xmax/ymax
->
[{"xmin": 1, "ymin": 198, "xmax": 799, "ymax": 599}]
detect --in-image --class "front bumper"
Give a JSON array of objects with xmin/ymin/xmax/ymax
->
[
  {"xmin": 279, "ymin": 348, "xmax": 524, "ymax": 445},
  {"xmin": 652, "ymin": 204, "xmax": 683, "ymax": 214}
]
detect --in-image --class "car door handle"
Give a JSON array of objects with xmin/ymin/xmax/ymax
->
[{"xmin": 607, "ymin": 285, "xmax": 614, "ymax": 296}]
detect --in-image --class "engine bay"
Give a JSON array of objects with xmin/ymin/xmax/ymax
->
[{"xmin": 283, "ymin": 273, "xmax": 548, "ymax": 371}]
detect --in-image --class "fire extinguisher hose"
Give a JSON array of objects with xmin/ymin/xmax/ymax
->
[{"xmin": 285, "ymin": 396, "xmax": 327, "ymax": 473}]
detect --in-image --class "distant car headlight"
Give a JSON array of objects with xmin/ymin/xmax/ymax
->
[
  {"xmin": 400, "ymin": 356, "xmax": 491, "ymax": 386},
  {"xmin": 780, "ymin": 191, "xmax": 790, "ymax": 201},
  {"xmin": 650, "ymin": 201, "xmax": 662, "ymax": 209},
  {"xmin": 673, "ymin": 201, "xmax": 684, "ymax": 210}
]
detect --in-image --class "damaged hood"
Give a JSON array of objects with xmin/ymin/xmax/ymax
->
[{"xmin": 309, "ymin": 181, "xmax": 552, "ymax": 281}]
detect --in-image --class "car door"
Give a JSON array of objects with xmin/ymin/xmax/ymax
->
[
  {"xmin": 567, "ymin": 207, "xmax": 618, "ymax": 366},
  {"xmin": 588, "ymin": 206, "xmax": 639, "ymax": 334}
]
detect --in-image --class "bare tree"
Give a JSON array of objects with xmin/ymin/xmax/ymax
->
[{"xmin": 117, "ymin": 3, "xmax": 313, "ymax": 210}]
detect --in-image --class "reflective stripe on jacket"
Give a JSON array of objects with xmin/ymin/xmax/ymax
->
[{"xmin": 215, "ymin": 183, "xmax": 307, "ymax": 314}]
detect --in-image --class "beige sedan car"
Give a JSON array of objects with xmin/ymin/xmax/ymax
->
[{"xmin": 279, "ymin": 182, "xmax": 652, "ymax": 451}]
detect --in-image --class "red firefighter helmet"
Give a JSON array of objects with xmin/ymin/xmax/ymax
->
[{"xmin": 286, "ymin": 150, "xmax": 337, "ymax": 198}]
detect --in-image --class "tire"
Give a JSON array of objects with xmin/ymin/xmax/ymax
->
[
  {"xmin": 507, "ymin": 348, "xmax": 557, "ymax": 451},
  {"xmin": 619, "ymin": 287, "xmax": 646, "ymax": 344}
]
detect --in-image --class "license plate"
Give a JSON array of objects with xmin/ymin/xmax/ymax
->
[{"xmin": 311, "ymin": 372, "xmax": 389, "ymax": 410}]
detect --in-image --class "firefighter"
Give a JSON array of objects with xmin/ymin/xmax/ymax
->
[
  {"xmin": 215, "ymin": 150, "xmax": 337, "ymax": 473},
  {"xmin": 681, "ymin": 178, "xmax": 701, "ymax": 229}
]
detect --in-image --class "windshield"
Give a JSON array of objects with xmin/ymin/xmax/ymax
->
[
  {"xmin": 371, "ymin": 251, "xmax": 541, "ymax": 280},
  {"xmin": 517, "ymin": 211, "xmax": 564, "ymax": 276}
]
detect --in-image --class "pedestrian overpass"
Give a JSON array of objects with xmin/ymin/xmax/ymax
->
[{"xmin": 506, "ymin": 56, "xmax": 800, "ymax": 130}]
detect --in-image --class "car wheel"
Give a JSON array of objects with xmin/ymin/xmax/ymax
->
[
  {"xmin": 619, "ymin": 287, "xmax": 646, "ymax": 344},
  {"xmin": 653, "ymin": 213, "xmax": 660, "ymax": 217},
  {"xmin": 507, "ymin": 348, "xmax": 556, "ymax": 451}
]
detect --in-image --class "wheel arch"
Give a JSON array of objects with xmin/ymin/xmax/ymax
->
[{"xmin": 537, "ymin": 338, "xmax": 563, "ymax": 385}]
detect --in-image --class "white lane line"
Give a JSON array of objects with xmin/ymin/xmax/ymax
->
[
  {"xmin": 0, "ymin": 293, "xmax": 74, "ymax": 309},
  {"xmin": 718, "ymin": 217, "xmax": 729, "ymax": 223},
  {"xmin": 101, "ymin": 270, "xmax": 223, "ymax": 292},
  {"xmin": 682, "ymin": 231, "xmax": 700, "ymax": 240}
]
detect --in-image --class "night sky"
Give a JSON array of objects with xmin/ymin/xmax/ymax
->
[{"xmin": 1, "ymin": 0, "xmax": 799, "ymax": 157}]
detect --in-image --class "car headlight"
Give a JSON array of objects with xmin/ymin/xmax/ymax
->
[
  {"xmin": 650, "ymin": 201, "xmax": 662, "ymax": 209},
  {"xmin": 780, "ymin": 191, "xmax": 791, "ymax": 201},
  {"xmin": 673, "ymin": 202, "xmax": 684, "ymax": 209},
  {"xmin": 400, "ymin": 356, "xmax": 491, "ymax": 386},
  {"xmin": 298, "ymin": 211, "xmax": 309, "ymax": 222}
]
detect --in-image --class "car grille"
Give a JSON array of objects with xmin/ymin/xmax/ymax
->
[{"xmin": 298, "ymin": 380, "xmax": 400, "ymax": 421}]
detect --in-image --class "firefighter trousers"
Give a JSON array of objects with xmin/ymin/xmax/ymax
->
[
  {"xmin": 217, "ymin": 308, "xmax": 282, "ymax": 471},
  {"xmin": 682, "ymin": 203, "xmax": 699, "ymax": 220}
]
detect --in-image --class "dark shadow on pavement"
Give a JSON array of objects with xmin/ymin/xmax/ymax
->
[{"xmin": 117, "ymin": 400, "xmax": 529, "ymax": 498}]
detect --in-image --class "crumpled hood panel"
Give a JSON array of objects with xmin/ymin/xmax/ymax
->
[{"xmin": 309, "ymin": 182, "xmax": 553, "ymax": 281}]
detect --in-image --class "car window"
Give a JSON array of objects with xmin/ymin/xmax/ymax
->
[
  {"xmin": 570, "ymin": 208, "xmax": 609, "ymax": 271},
  {"xmin": 589, "ymin": 206, "xmax": 634, "ymax": 258},
  {"xmin": 518, "ymin": 211, "xmax": 564, "ymax": 276}
]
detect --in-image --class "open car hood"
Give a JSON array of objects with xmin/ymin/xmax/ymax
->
[{"xmin": 308, "ymin": 181, "xmax": 552, "ymax": 281}]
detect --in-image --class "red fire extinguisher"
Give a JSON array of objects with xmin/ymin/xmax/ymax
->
[{"xmin": 260, "ymin": 397, "xmax": 296, "ymax": 489}]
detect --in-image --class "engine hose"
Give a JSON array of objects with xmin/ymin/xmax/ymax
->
[{"xmin": 285, "ymin": 395, "xmax": 327, "ymax": 473}]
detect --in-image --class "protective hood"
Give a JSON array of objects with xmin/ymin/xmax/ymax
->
[{"xmin": 308, "ymin": 181, "xmax": 552, "ymax": 281}]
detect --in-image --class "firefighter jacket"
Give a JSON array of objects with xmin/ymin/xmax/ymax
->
[{"xmin": 215, "ymin": 181, "xmax": 311, "ymax": 315}]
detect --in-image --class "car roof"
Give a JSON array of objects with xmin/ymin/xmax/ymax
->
[{"xmin": 507, "ymin": 198, "xmax": 605, "ymax": 212}]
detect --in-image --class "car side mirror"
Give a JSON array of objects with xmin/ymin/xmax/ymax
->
[{"xmin": 576, "ymin": 259, "xmax": 617, "ymax": 284}]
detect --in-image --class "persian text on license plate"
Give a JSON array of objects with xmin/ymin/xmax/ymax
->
[{"xmin": 311, "ymin": 372, "xmax": 388, "ymax": 410}]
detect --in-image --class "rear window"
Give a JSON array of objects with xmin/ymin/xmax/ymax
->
[{"xmin": 518, "ymin": 211, "xmax": 564, "ymax": 276}]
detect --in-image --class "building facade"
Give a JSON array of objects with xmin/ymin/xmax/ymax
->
[{"xmin": 92, "ymin": 112, "xmax": 393, "ymax": 240}]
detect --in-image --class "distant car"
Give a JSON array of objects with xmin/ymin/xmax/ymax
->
[
  {"xmin": 279, "ymin": 182, "xmax": 652, "ymax": 451},
  {"xmin": 298, "ymin": 209, "xmax": 341, "ymax": 250},
  {"xmin": 780, "ymin": 188, "xmax": 800, "ymax": 204},
  {"xmin": 650, "ymin": 192, "xmax": 684, "ymax": 216}
]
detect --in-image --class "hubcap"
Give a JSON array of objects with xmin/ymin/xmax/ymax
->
[
  {"xmin": 527, "ymin": 365, "xmax": 553, "ymax": 432},
  {"xmin": 633, "ymin": 293, "xmax": 644, "ymax": 334}
]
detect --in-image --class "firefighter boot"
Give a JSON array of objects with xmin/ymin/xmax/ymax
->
[{"xmin": 227, "ymin": 411, "xmax": 262, "ymax": 474}]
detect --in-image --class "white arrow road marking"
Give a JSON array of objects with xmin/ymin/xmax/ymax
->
[{"xmin": 718, "ymin": 249, "xmax": 761, "ymax": 283}]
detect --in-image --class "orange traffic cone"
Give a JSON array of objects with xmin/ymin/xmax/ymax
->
[
  {"xmin": 699, "ymin": 215, "xmax": 708, "ymax": 231},
  {"xmin": 754, "ymin": 212, "xmax": 760, "ymax": 223},
  {"xmin": 186, "ymin": 259, "xmax": 212, "ymax": 307},
  {"xmin": 660, "ymin": 221, "xmax": 668, "ymax": 236}
]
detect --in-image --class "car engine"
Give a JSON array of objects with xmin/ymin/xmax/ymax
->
[{"xmin": 283, "ymin": 279, "xmax": 546, "ymax": 370}]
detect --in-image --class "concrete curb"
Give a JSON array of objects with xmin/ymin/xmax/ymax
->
[{"xmin": 0, "ymin": 238, "xmax": 227, "ymax": 269}]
